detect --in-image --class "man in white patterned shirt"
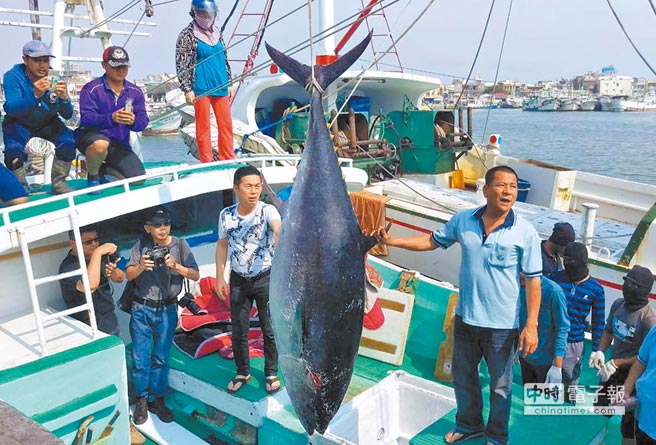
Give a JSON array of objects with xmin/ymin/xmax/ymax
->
[{"xmin": 215, "ymin": 165, "xmax": 281, "ymax": 394}]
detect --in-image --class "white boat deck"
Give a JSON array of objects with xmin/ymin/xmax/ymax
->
[
  {"xmin": 0, "ymin": 310, "xmax": 98, "ymax": 371},
  {"xmin": 378, "ymin": 179, "xmax": 635, "ymax": 261}
]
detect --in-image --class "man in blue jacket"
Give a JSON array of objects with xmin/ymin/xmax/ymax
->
[
  {"xmin": 519, "ymin": 274, "xmax": 570, "ymax": 384},
  {"xmin": 76, "ymin": 46, "xmax": 148, "ymax": 189},
  {"xmin": 2, "ymin": 40, "xmax": 77, "ymax": 194}
]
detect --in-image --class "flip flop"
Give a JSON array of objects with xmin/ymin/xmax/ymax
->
[
  {"xmin": 265, "ymin": 376, "xmax": 281, "ymax": 394},
  {"xmin": 444, "ymin": 429, "xmax": 485, "ymax": 444},
  {"xmin": 227, "ymin": 374, "xmax": 251, "ymax": 394}
]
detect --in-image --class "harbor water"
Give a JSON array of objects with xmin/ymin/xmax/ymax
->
[
  {"xmin": 140, "ymin": 108, "xmax": 656, "ymax": 186},
  {"xmin": 2, "ymin": 109, "xmax": 656, "ymax": 186}
]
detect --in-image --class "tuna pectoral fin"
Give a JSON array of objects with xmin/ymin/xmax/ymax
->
[
  {"xmin": 361, "ymin": 234, "xmax": 379, "ymax": 254},
  {"xmin": 265, "ymin": 31, "xmax": 372, "ymax": 93},
  {"xmin": 262, "ymin": 174, "xmax": 286, "ymax": 215}
]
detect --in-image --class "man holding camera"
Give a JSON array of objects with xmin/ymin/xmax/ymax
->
[
  {"xmin": 126, "ymin": 209, "xmax": 199, "ymax": 425},
  {"xmin": 58, "ymin": 225, "xmax": 123, "ymax": 335},
  {"xmin": 76, "ymin": 46, "xmax": 148, "ymax": 190},
  {"xmin": 2, "ymin": 40, "xmax": 77, "ymax": 195}
]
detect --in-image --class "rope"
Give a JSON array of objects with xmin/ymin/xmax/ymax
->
[
  {"xmin": 481, "ymin": 0, "xmax": 513, "ymax": 144},
  {"xmin": 452, "ymin": 0, "xmax": 496, "ymax": 110},
  {"xmin": 123, "ymin": 9, "xmax": 146, "ymax": 47},
  {"xmin": 606, "ymin": 0, "xmax": 656, "ymax": 76},
  {"xmin": 83, "ymin": 0, "xmax": 141, "ymax": 35},
  {"xmin": 307, "ymin": 0, "xmax": 316, "ymax": 88},
  {"xmin": 220, "ymin": 0, "xmax": 240, "ymax": 33},
  {"xmin": 649, "ymin": 0, "xmax": 656, "ymax": 17}
]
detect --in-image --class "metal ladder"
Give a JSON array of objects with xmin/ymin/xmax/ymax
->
[
  {"xmin": 226, "ymin": 0, "xmax": 275, "ymax": 101},
  {"xmin": 15, "ymin": 210, "xmax": 98, "ymax": 356},
  {"xmin": 359, "ymin": 0, "xmax": 403, "ymax": 72}
]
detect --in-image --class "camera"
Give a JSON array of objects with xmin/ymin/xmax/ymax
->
[
  {"xmin": 178, "ymin": 292, "xmax": 201, "ymax": 315},
  {"xmin": 106, "ymin": 252, "xmax": 120, "ymax": 263},
  {"xmin": 145, "ymin": 246, "xmax": 170, "ymax": 266}
]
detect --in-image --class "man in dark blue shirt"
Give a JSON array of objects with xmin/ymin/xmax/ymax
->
[
  {"xmin": 549, "ymin": 242, "xmax": 605, "ymax": 394},
  {"xmin": 541, "ymin": 222, "xmax": 575, "ymax": 274}
]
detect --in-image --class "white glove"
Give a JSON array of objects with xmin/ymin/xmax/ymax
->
[
  {"xmin": 597, "ymin": 360, "xmax": 617, "ymax": 383},
  {"xmin": 589, "ymin": 350, "xmax": 605, "ymax": 369},
  {"xmin": 545, "ymin": 365, "xmax": 562, "ymax": 384}
]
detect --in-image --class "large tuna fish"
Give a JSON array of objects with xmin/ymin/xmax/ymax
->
[{"xmin": 266, "ymin": 34, "xmax": 377, "ymax": 436}]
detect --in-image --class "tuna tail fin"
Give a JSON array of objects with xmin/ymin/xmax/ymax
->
[{"xmin": 265, "ymin": 31, "xmax": 372, "ymax": 93}]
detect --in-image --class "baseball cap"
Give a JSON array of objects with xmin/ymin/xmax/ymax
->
[
  {"xmin": 146, "ymin": 209, "xmax": 171, "ymax": 225},
  {"xmin": 102, "ymin": 46, "xmax": 130, "ymax": 67},
  {"xmin": 23, "ymin": 40, "xmax": 54, "ymax": 58}
]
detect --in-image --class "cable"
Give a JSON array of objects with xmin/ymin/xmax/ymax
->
[
  {"xmin": 452, "ymin": 0, "xmax": 496, "ymax": 110},
  {"xmin": 649, "ymin": 0, "xmax": 656, "ymax": 17},
  {"xmin": 220, "ymin": 0, "xmax": 240, "ymax": 33},
  {"xmin": 606, "ymin": 0, "xmax": 656, "ymax": 76},
  {"xmin": 123, "ymin": 9, "xmax": 146, "ymax": 47},
  {"xmin": 481, "ymin": 0, "xmax": 513, "ymax": 144},
  {"xmin": 83, "ymin": 0, "xmax": 141, "ymax": 35}
]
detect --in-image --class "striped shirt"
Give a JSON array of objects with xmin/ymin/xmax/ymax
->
[{"xmin": 548, "ymin": 270, "xmax": 606, "ymax": 350}]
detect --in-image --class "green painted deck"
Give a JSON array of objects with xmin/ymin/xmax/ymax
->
[{"xmin": 161, "ymin": 260, "xmax": 618, "ymax": 444}]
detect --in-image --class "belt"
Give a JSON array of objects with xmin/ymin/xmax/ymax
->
[
  {"xmin": 232, "ymin": 268, "xmax": 271, "ymax": 282},
  {"xmin": 133, "ymin": 296, "xmax": 177, "ymax": 308}
]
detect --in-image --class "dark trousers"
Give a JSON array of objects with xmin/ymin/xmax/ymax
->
[
  {"xmin": 229, "ymin": 271, "xmax": 278, "ymax": 377},
  {"xmin": 452, "ymin": 316, "xmax": 517, "ymax": 445},
  {"xmin": 519, "ymin": 358, "xmax": 551, "ymax": 385},
  {"xmin": 637, "ymin": 424, "xmax": 656, "ymax": 445},
  {"xmin": 595, "ymin": 364, "xmax": 635, "ymax": 438},
  {"xmin": 2, "ymin": 119, "xmax": 76, "ymax": 168}
]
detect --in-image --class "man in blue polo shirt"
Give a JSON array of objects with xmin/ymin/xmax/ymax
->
[
  {"xmin": 377, "ymin": 165, "xmax": 542, "ymax": 445},
  {"xmin": 76, "ymin": 46, "xmax": 148, "ymax": 189}
]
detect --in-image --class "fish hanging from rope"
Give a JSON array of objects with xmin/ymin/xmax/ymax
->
[{"xmin": 266, "ymin": 32, "xmax": 377, "ymax": 436}]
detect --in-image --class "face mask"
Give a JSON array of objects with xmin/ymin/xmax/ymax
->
[
  {"xmin": 623, "ymin": 281, "xmax": 649, "ymax": 311},
  {"xmin": 563, "ymin": 243, "xmax": 589, "ymax": 283}
]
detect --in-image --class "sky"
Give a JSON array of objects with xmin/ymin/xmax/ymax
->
[{"xmin": 1, "ymin": 0, "xmax": 655, "ymax": 85}]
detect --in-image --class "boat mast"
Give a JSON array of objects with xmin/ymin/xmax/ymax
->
[
  {"xmin": 316, "ymin": 0, "xmax": 337, "ymax": 110},
  {"xmin": 28, "ymin": 0, "xmax": 41, "ymax": 40}
]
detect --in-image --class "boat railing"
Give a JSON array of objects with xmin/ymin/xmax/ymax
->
[{"xmin": 0, "ymin": 154, "xmax": 356, "ymax": 227}]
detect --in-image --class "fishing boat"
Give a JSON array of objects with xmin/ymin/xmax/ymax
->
[
  {"xmin": 143, "ymin": 109, "xmax": 182, "ymax": 136},
  {"xmin": 557, "ymin": 98, "xmax": 581, "ymax": 112},
  {"xmin": 580, "ymin": 98, "xmax": 601, "ymax": 111},
  {"xmin": 0, "ymin": 1, "xmax": 651, "ymax": 445}
]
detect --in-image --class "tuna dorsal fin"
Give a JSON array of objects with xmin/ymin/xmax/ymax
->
[
  {"xmin": 361, "ymin": 234, "xmax": 379, "ymax": 255},
  {"xmin": 265, "ymin": 31, "xmax": 373, "ymax": 94}
]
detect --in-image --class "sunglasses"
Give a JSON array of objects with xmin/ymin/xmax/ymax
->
[
  {"xmin": 82, "ymin": 237, "xmax": 100, "ymax": 246},
  {"xmin": 150, "ymin": 221, "xmax": 171, "ymax": 228}
]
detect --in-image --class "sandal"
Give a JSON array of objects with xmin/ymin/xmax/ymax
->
[
  {"xmin": 444, "ymin": 429, "xmax": 485, "ymax": 444},
  {"xmin": 227, "ymin": 374, "xmax": 251, "ymax": 394},
  {"xmin": 265, "ymin": 376, "xmax": 281, "ymax": 394}
]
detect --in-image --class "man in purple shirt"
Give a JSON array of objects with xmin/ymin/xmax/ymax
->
[{"xmin": 76, "ymin": 46, "xmax": 148, "ymax": 189}]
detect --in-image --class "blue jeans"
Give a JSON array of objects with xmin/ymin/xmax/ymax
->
[
  {"xmin": 2, "ymin": 118, "xmax": 76, "ymax": 168},
  {"xmin": 130, "ymin": 302, "xmax": 177, "ymax": 399},
  {"xmin": 229, "ymin": 271, "xmax": 278, "ymax": 377},
  {"xmin": 452, "ymin": 316, "xmax": 517, "ymax": 445}
]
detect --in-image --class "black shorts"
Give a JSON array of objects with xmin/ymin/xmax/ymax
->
[{"xmin": 77, "ymin": 131, "xmax": 145, "ymax": 179}]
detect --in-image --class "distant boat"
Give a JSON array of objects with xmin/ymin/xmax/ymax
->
[
  {"xmin": 537, "ymin": 98, "xmax": 560, "ymax": 111},
  {"xmin": 599, "ymin": 96, "xmax": 614, "ymax": 112},
  {"xmin": 557, "ymin": 98, "xmax": 581, "ymax": 112},
  {"xmin": 611, "ymin": 97, "xmax": 629, "ymax": 112},
  {"xmin": 143, "ymin": 110, "xmax": 182, "ymax": 136},
  {"xmin": 580, "ymin": 98, "xmax": 600, "ymax": 111}
]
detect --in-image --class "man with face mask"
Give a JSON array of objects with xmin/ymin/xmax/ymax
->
[
  {"xmin": 175, "ymin": 0, "xmax": 235, "ymax": 162},
  {"xmin": 548, "ymin": 242, "xmax": 606, "ymax": 395},
  {"xmin": 592, "ymin": 265, "xmax": 655, "ymax": 440}
]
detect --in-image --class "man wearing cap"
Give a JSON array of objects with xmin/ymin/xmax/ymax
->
[
  {"xmin": 76, "ymin": 46, "xmax": 148, "ymax": 190},
  {"xmin": 541, "ymin": 222, "xmax": 575, "ymax": 274},
  {"xmin": 591, "ymin": 265, "xmax": 656, "ymax": 439},
  {"xmin": 2, "ymin": 40, "xmax": 77, "ymax": 195},
  {"xmin": 126, "ymin": 209, "xmax": 199, "ymax": 425}
]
